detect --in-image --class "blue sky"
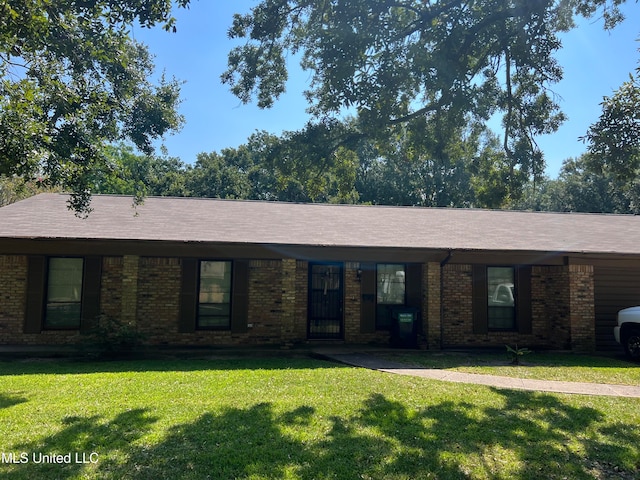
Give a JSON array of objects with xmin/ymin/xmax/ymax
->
[{"xmin": 135, "ymin": 1, "xmax": 639, "ymax": 178}]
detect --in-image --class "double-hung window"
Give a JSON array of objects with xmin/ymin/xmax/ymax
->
[
  {"xmin": 198, "ymin": 260, "xmax": 232, "ymax": 329},
  {"xmin": 179, "ymin": 258, "xmax": 248, "ymax": 334},
  {"xmin": 472, "ymin": 265, "xmax": 531, "ymax": 334},
  {"xmin": 44, "ymin": 257, "xmax": 84, "ymax": 329},
  {"xmin": 487, "ymin": 267, "xmax": 515, "ymax": 330}
]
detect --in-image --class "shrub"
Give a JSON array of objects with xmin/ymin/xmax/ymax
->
[
  {"xmin": 80, "ymin": 315, "xmax": 146, "ymax": 359},
  {"xmin": 505, "ymin": 344, "xmax": 531, "ymax": 365}
]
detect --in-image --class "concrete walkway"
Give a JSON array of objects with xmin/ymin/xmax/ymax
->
[{"xmin": 319, "ymin": 352, "xmax": 640, "ymax": 398}]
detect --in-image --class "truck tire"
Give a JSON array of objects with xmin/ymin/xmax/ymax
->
[{"xmin": 623, "ymin": 328, "xmax": 640, "ymax": 360}]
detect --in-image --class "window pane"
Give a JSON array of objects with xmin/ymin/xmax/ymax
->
[
  {"xmin": 198, "ymin": 316, "xmax": 231, "ymax": 328},
  {"xmin": 488, "ymin": 267, "xmax": 515, "ymax": 329},
  {"xmin": 46, "ymin": 303, "xmax": 82, "ymax": 328},
  {"xmin": 199, "ymin": 304, "xmax": 230, "ymax": 317},
  {"xmin": 198, "ymin": 261, "xmax": 232, "ymax": 329},
  {"xmin": 47, "ymin": 258, "xmax": 83, "ymax": 302},
  {"xmin": 45, "ymin": 258, "xmax": 83, "ymax": 328},
  {"xmin": 199, "ymin": 261, "xmax": 232, "ymax": 303},
  {"xmin": 377, "ymin": 264, "xmax": 405, "ymax": 305}
]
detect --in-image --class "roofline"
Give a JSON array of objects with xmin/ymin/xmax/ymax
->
[
  {"xmin": 3, "ymin": 194, "xmax": 640, "ymax": 257},
  {"xmin": 3, "ymin": 236, "xmax": 640, "ymax": 260},
  {"xmin": 39, "ymin": 193, "xmax": 640, "ymax": 219}
]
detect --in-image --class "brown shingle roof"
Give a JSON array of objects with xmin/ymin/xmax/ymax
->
[{"xmin": 1, "ymin": 193, "xmax": 639, "ymax": 254}]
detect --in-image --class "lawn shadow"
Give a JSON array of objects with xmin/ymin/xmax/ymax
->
[
  {"xmin": 353, "ymin": 389, "xmax": 640, "ymax": 479},
  {"xmin": 102, "ymin": 390, "xmax": 639, "ymax": 479},
  {"xmin": 105, "ymin": 401, "xmax": 399, "ymax": 480},
  {"xmin": 0, "ymin": 408, "xmax": 158, "ymax": 480},
  {"xmin": 0, "ymin": 392, "xmax": 27, "ymax": 410},
  {"xmin": 106, "ymin": 402, "xmax": 317, "ymax": 479}
]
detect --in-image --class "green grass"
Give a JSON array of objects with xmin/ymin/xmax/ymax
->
[
  {"xmin": 379, "ymin": 350, "xmax": 640, "ymax": 385},
  {"xmin": 0, "ymin": 356, "xmax": 639, "ymax": 479}
]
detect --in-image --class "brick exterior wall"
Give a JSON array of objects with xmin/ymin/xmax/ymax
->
[
  {"xmin": 531, "ymin": 266, "xmax": 571, "ymax": 349},
  {"xmin": 442, "ymin": 264, "xmax": 474, "ymax": 346},
  {"xmin": 0, "ymin": 255, "xmax": 28, "ymax": 343},
  {"xmin": 280, "ymin": 259, "xmax": 297, "ymax": 344},
  {"xmin": 441, "ymin": 263, "xmax": 549, "ymax": 348},
  {"xmin": 97, "ymin": 257, "xmax": 285, "ymax": 346},
  {"xmin": 568, "ymin": 264, "xmax": 595, "ymax": 352},
  {"xmin": 122, "ymin": 255, "xmax": 141, "ymax": 325},
  {"xmin": 425, "ymin": 262, "xmax": 442, "ymax": 349},
  {"xmin": 0, "ymin": 254, "xmax": 597, "ymax": 351},
  {"xmin": 0, "ymin": 255, "xmax": 81, "ymax": 345},
  {"xmin": 294, "ymin": 260, "xmax": 309, "ymax": 340},
  {"xmin": 343, "ymin": 262, "xmax": 361, "ymax": 342},
  {"xmin": 136, "ymin": 257, "xmax": 181, "ymax": 341},
  {"xmin": 247, "ymin": 259, "xmax": 290, "ymax": 345},
  {"xmin": 441, "ymin": 263, "xmax": 595, "ymax": 351},
  {"xmin": 100, "ymin": 257, "xmax": 124, "ymax": 320},
  {"xmin": 136, "ymin": 258, "xmax": 295, "ymax": 347}
]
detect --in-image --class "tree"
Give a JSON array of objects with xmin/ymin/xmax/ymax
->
[
  {"xmin": 263, "ymin": 119, "xmax": 360, "ymax": 203},
  {"xmin": 144, "ymin": 154, "xmax": 189, "ymax": 197},
  {"xmin": 468, "ymin": 130, "xmax": 523, "ymax": 208},
  {"xmin": 583, "ymin": 49, "xmax": 640, "ymax": 183},
  {"xmin": 553, "ymin": 155, "xmax": 622, "ymax": 212},
  {"xmin": 222, "ymin": 131, "xmax": 281, "ymax": 201},
  {"xmin": 357, "ymin": 117, "xmax": 469, "ymax": 207},
  {"xmin": 354, "ymin": 116, "xmax": 517, "ymax": 208},
  {"xmin": 184, "ymin": 123, "xmax": 362, "ymax": 203},
  {"xmin": 185, "ymin": 151, "xmax": 253, "ymax": 200},
  {"xmin": 0, "ymin": 174, "xmax": 59, "ymax": 207},
  {"xmin": 512, "ymin": 153, "xmax": 640, "ymax": 214},
  {"xmin": 222, "ymin": 0, "xmax": 629, "ymax": 197},
  {"xmin": 512, "ymin": 157, "xmax": 613, "ymax": 213},
  {"xmin": 91, "ymin": 144, "xmax": 188, "ymax": 199},
  {"xmin": 183, "ymin": 132, "xmax": 280, "ymax": 201},
  {"xmin": 0, "ymin": 0, "xmax": 189, "ymax": 214}
]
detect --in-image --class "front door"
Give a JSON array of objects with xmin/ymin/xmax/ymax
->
[{"xmin": 308, "ymin": 263, "xmax": 343, "ymax": 339}]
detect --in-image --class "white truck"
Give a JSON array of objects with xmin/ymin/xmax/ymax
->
[{"xmin": 614, "ymin": 306, "xmax": 640, "ymax": 359}]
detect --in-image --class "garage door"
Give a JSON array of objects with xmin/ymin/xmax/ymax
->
[{"xmin": 594, "ymin": 266, "xmax": 640, "ymax": 351}]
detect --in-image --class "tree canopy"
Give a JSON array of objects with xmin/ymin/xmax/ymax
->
[
  {"xmin": 2, "ymin": 0, "xmax": 637, "ymax": 215},
  {"xmin": 0, "ymin": 0, "xmax": 189, "ymax": 213},
  {"xmin": 583, "ymin": 49, "xmax": 640, "ymax": 183},
  {"xmin": 222, "ymin": 0, "xmax": 629, "ymax": 187}
]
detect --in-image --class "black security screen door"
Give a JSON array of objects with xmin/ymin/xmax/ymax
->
[{"xmin": 308, "ymin": 263, "xmax": 343, "ymax": 339}]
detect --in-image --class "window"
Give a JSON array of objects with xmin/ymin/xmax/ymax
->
[
  {"xmin": 487, "ymin": 267, "xmax": 515, "ymax": 330},
  {"xmin": 198, "ymin": 260, "xmax": 232, "ymax": 329},
  {"xmin": 472, "ymin": 265, "xmax": 531, "ymax": 335},
  {"xmin": 45, "ymin": 257, "xmax": 84, "ymax": 329},
  {"xmin": 376, "ymin": 264, "xmax": 406, "ymax": 329},
  {"xmin": 377, "ymin": 264, "xmax": 406, "ymax": 305}
]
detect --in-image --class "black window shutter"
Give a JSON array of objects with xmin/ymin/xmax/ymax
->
[
  {"xmin": 81, "ymin": 256, "xmax": 102, "ymax": 332},
  {"xmin": 24, "ymin": 256, "xmax": 46, "ymax": 333},
  {"xmin": 360, "ymin": 263, "xmax": 376, "ymax": 333},
  {"xmin": 516, "ymin": 266, "xmax": 532, "ymax": 334},
  {"xmin": 179, "ymin": 258, "xmax": 198, "ymax": 333},
  {"xmin": 406, "ymin": 263, "xmax": 422, "ymax": 309},
  {"xmin": 472, "ymin": 265, "xmax": 488, "ymax": 334},
  {"xmin": 230, "ymin": 260, "xmax": 249, "ymax": 333}
]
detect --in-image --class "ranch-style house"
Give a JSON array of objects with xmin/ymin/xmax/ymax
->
[{"xmin": 1, "ymin": 194, "xmax": 639, "ymax": 352}]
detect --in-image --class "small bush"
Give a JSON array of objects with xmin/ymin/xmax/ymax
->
[
  {"xmin": 505, "ymin": 344, "xmax": 531, "ymax": 365},
  {"xmin": 80, "ymin": 315, "xmax": 146, "ymax": 359}
]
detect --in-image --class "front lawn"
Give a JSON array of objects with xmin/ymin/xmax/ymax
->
[
  {"xmin": 0, "ymin": 356, "xmax": 639, "ymax": 479},
  {"xmin": 380, "ymin": 350, "xmax": 640, "ymax": 385}
]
